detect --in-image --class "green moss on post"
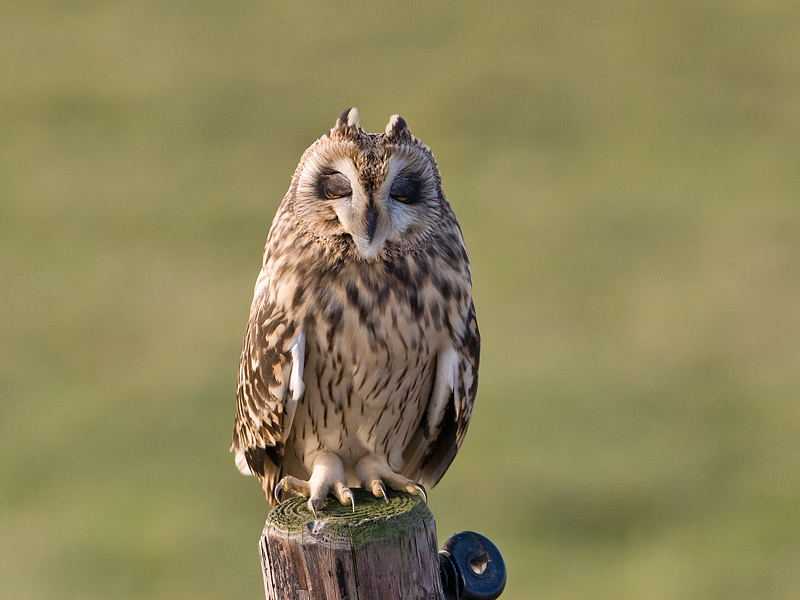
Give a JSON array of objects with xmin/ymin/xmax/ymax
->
[{"xmin": 260, "ymin": 489, "xmax": 444, "ymax": 600}]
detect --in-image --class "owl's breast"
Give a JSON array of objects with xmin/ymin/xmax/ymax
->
[{"xmin": 287, "ymin": 255, "xmax": 468, "ymax": 473}]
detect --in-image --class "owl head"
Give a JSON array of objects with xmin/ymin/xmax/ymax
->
[{"xmin": 286, "ymin": 108, "xmax": 446, "ymax": 260}]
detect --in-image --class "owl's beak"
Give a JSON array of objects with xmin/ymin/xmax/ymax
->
[
  {"xmin": 346, "ymin": 194, "xmax": 389, "ymax": 259},
  {"xmin": 365, "ymin": 200, "xmax": 378, "ymax": 244},
  {"xmin": 332, "ymin": 189, "xmax": 389, "ymax": 260}
]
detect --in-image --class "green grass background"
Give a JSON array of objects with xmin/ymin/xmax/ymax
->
[{"xmin": 2, "ymin": 1, "xmax": 799, "ymax": 598}]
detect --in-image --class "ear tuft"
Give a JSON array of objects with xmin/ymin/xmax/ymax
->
[
  {"xmin": 333, "ymin": 107, "xmax": 364, "ymax": 136},
  {"xmin": 385, "ymin": 114, "xmax": 412, "ymax": 140}
]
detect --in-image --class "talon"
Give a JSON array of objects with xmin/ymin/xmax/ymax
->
[
  {"xmin": 333, "ymin": 481, "xmax": 355, "ymax": 511},
  {"xmin": 413, "ymin": 484, "xmax": 428, "ymax": 504},
  {"xmin": 273, "ymin": 480, "xmax": 284, "ymax": 504},
  {"xmin": 355, "ymin": 455, "xmax": 428, "ymax": 505},
  {"xmin": 343, "ymin": 488, "xmax": 356, "ymax": 512},
  {"xmin": 308, "ymin": 497, "xmax": 322, "ymax": 518},
  {"xmin": 371, "ymin": 480, "xmax": 389, "ymax": 503}
]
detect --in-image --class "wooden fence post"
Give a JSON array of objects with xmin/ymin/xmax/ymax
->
[{"xmin": 259, "ymin": 488, "xmax": 444, "ymax": 600}]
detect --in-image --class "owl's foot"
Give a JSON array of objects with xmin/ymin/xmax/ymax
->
[
  {"xmin": 274, "ymin": 453, "xmax": 354, "ymax": 517},
  {"xmin": 355, "ymin": 454, "xmax": 427, "ymax": 504}
]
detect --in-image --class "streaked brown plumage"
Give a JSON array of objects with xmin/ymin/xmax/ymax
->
[{"xmin": 231, "ymin": 108, "xmax": 479, "ymax": 513}]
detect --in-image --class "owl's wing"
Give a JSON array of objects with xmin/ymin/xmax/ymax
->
[
  {"xmin": 231, "ymin": 291, "xmax": 305, "ymax": 503},
  {"xmin": 404, "ymin": 300, "xmax": 480, "ymax": 487}
]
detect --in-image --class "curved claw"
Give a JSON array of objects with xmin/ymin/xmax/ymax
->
[
  {"xmin": 347, "ymin": 490, "xmax": 356, "ymax": 513},
  {"xmin": 273, "ymin": 480, "xmax": 284, "ymax": 505},
  {"xmin": 413, "ymin": 484, "xmax": 428, "ymax": 504},
  {"xmin": 370, "ymin": 480, "xmax": 389, "ymax": 504},
  {"xmin": 308, "ymin": 497, "xmax": 322, "ymax": 518}
]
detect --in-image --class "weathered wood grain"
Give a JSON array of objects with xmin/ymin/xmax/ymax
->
[{"xmin": 260, "ymin": 489, "xmax": 443, "ymax": 600}]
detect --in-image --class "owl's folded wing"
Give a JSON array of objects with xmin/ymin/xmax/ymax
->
[
  {"xmin": 231, "ymin": 291, "xmax": 305, "ymax": 502},
  {"xmin": 403, "ymin": 299, "xmax": 480, "ymax": 487}
]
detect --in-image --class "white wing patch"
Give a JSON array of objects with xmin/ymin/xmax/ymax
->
[
  {"xmin": 235, "ymin": 450, "xmax": 254, "ymax": 476},
  {"xmin": 282, "ymin": 327, "xmax": 306, "ymax": 444},
  {"xmin": 426, "ymin": 347, "xmax": 459, "ymax": 434}
]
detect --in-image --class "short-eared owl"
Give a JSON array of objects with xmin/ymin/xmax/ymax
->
[{"xmin": 232, "ymin": 108, "xmax": 479, "ymax": 514}]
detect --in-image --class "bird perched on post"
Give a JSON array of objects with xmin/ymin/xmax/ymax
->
[{"xmin": 231, "ymin": 108, "xmax": 479, "ymax": 515}]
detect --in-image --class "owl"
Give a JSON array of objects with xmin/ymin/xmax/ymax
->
[{"xmin": 231, "ymin": 108, "xmax": 479, "ymax": 515}]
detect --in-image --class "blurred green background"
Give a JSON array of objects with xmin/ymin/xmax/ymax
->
[{"xmin": 2, "ymin": 1, "xmax": 799, "ymax": 599}]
